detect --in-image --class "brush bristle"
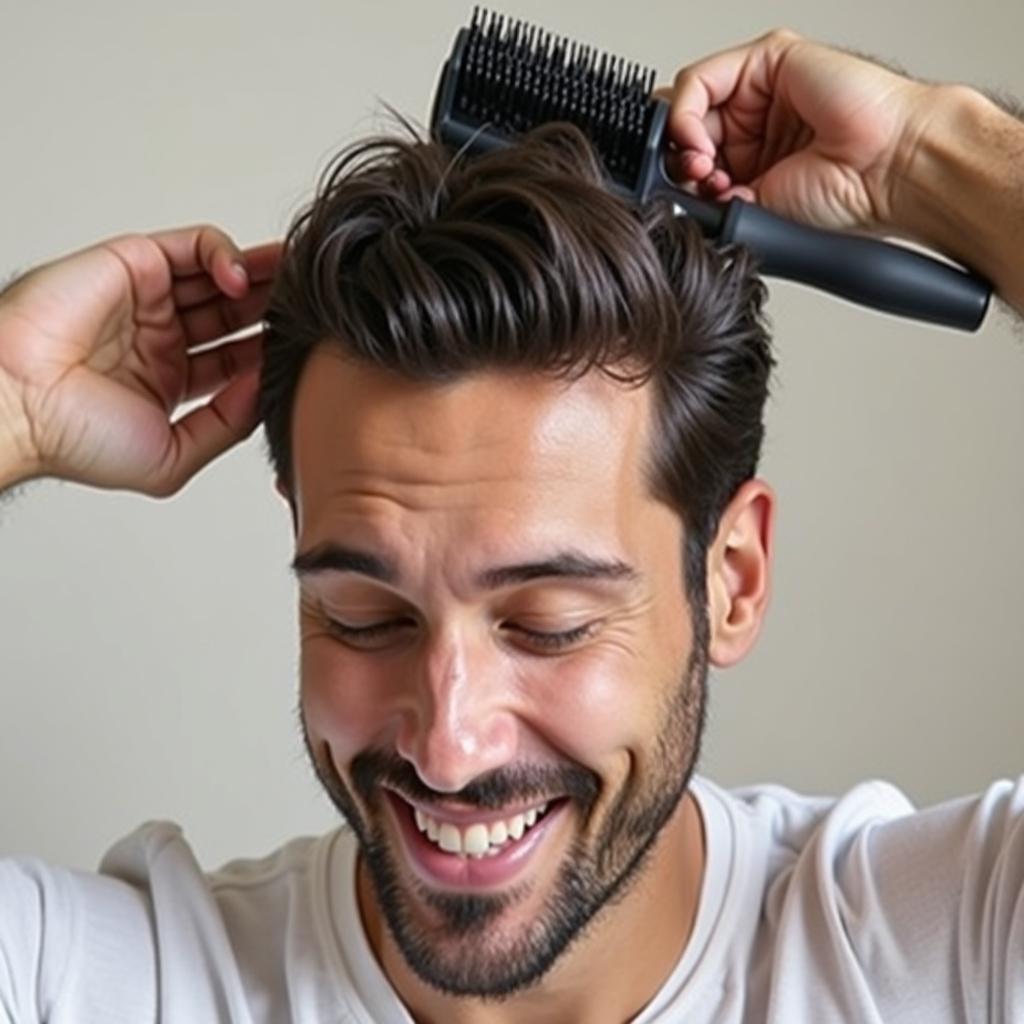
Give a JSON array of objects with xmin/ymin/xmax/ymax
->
[{"xmin": 451, "ymin": 7, "xmax": 657, "ymax": 187}]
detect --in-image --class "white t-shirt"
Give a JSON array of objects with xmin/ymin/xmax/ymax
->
[{"xmin": 3, "ymin": 774, "xmax": 1024, "ymax": 1023}]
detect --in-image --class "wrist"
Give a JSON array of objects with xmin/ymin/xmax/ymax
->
[
  {"xmin": 0, "ymin": 375, "xmax": 39, "ymax": 490},
  {"xmin": 889, "ymin": 83, "xmax": 1015, "ymax": 269}
]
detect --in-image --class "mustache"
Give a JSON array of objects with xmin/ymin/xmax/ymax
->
[{"xmin": 350, "ymin": 748, "xmax": 600, "ymax": 812}]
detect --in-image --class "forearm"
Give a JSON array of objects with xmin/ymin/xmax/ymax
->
[{"xmin": 893, "ymin": 84, "xmax": 1024, "ymax": 316}]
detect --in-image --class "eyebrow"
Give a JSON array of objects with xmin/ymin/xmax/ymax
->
[
  {"xmin": 289, "ymin": 543, "xmax": 639, "ymax": 589},
  {"xmin": 476, "ymin": 552, "xmax": 638, "ymax": 589},
  {"xmin": 290, "ymin": 544, "xmax": 395, "ymax": 583}
]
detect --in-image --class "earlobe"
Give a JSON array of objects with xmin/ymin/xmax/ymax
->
[{"xmin": 706, "ymin": 479, "xmax": 775, "ymax": 668}]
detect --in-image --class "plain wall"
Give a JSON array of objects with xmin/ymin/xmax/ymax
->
[{"xmin": 2, "ymin": 0, "xmax": 1023, "ymax": 872}]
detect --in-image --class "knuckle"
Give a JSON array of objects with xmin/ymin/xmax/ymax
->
[
  {"xmin": 145, "ymin": 452, "xmax": 185, "ymax": 499},
  {"xmin": 105, "ymin": 233, "xmax": 155, "ymax": 264},
  {"xmin": 762, "ymin": 27, "xmax": 801, "ymax": 45},
  {"xmin": 672, "ymin": 65, "xmax": 699, "ymax": 91},
  {"xmin": 202, "ymin": 223, "xmax": 236, "ymax": 253},
  {"xmin": 145, "ymin": 476, "xmax": 177, "ymax": 499}
]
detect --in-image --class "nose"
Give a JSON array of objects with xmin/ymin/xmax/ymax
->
[{"xmin": 394, "ymin": 627, "xmax": 518, "ymax": 794}]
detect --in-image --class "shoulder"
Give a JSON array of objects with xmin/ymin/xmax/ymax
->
[
  {"xmin": 0, "ymin": 850, "xmax": 158, "ymax": 1021},
  {"xmin": 695, "ymin": 775, "xmax": 1024, "ymax": 1021},
  {"xmin": 707, "ymin": 774, "xmax": 1024, "ymax": 890},
  {"xmin": 99, "ymin": 818, "xmax": 351, "ymax": 935},
  {"xmin": 1, "ymin": 822, "xmax": 363, "ymax": 1023},
  {"xmin": 703, "ymin": 776, "xmax": 915, "ymax": 862},
  {"xmin": 97, "ymin": 820, "xmax": 362, "ymax": 1021}
]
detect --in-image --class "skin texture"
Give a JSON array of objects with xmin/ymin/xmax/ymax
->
[{"xmin": 286, "ymin": 348, "xmax": 774, "ymax": 1023}]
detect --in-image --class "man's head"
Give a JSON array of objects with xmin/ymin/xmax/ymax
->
[{"xmin": 259, "ymin": 122, "xmax": 774, "ymax": 999}]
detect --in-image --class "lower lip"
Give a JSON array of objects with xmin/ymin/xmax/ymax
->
[{"xmin": 385, "ymin": 792, "xmax": 567, "ymax": 891}]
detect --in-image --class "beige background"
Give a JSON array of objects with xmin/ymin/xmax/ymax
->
[{"xmin": 2, "ymin": 0, "xmax": 1022, "ymax": 872}]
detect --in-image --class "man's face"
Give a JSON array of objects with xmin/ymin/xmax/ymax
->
[{"xmin": 289, "ymin": 350, "xmax": 707, "ymax": 998}]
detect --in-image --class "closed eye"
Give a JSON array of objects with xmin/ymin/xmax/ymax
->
[
  {"xmin": 325, "ymin": 617, "xmax": 415, "ymax": 648},
  {"xmin": 504, "ymin": 621, "xmax": 598, "ymax": 652},
  {"xmin": 324, "ymin": 616, "xmax": 599, "ymax": 654}
]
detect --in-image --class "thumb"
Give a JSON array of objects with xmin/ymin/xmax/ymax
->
[{"xmin": 154, "ymin": 367, "xmax": 261, "ymax": 496}]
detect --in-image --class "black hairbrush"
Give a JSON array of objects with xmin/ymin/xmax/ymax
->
[{"xmin": 430, "ymin": 9, "xmax": 991, "ymax": 331}]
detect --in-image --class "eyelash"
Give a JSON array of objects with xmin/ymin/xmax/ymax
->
[
  {"xmin": 326, "ymin": 618, "xmax": 408, "ymax": 643},
  {"xmin": 515, "ymin": 622, "xmax": 595, "ymax": 650},
  {"xmin": 324, "ymin": 617, "xmax": 595, "ymax": 652}
]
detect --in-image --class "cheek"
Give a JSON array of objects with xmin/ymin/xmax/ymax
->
[
  {"xmin": 300, "ymin": 638, "xmax": 395, "ymax": 757},
  {"xmin": 522, "ymin": 652, "xmax": 662, "ymax": 769}
]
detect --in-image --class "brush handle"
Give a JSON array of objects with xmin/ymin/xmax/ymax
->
[
  {"xmin": 718, "ymin": 199, "xmax": 991, "ymax": 331},
  {"xmin": 639, "ymin": 101, "xmax": 991, "ymax": 330}
]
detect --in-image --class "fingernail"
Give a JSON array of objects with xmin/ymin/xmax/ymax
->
[{"xmin": 231, "ymin": 261, "xmax": 248, "ymax": 285}]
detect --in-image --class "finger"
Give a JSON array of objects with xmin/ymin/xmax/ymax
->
[
  {"xmin": 184, "ymin": 332, "xmax": 263, "ymax": 402},
  {"xmin": 678, "ymin": 110, "xmax": 724, "ymax": 175},
  {"xmin": 173, "ymin": 272, "xmax": 227, "ymax": 310},
  {"xmin": 665, "ymin": 148, "xmax": 715, "ymax": 184},
  {"xmin": 695, "ymin": 173, "xmax": 730, "ymax": 200},
  {"xmin": 662, "ymin": 31, "xmax": 803, "ymax": 158},
  {"xmin": 682, "ymin": 151, "xmax": 712, "ymax": 179},
  {"xmin": 666, "ymin": 124, "xmax": 736, "ymax": 190},
  {"xmin": 663, "ymin": 46, "xmax": 755, "ymax": 155},
  {"xmin": 172, "ymin": 240, "xmax": 282, "ymax": 310},
  {"xmin": 241, "ymin": 240, "xmax": 282, "ymax": 283},
  {"xmin": 157, "ymin": 367, "xmax": 261, "ymax": 495},
  {"xmin": 149, "ymin": 225, "xmax": 250, "ymax": 301},
  {"xmin": 716, "ymin": 183, "xmax": 758, "ymax": 204},
  {"xmin": 181, "ymin": 284, "xmax": 274, "ymax": 349},
  {"xmin": 705, "ymin": 168, "xmax": 732, "ymax": 193}
]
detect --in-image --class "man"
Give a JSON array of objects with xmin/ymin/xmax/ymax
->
[{"xmin": 1, "ymin": 30, "xmax": 1022, "ymax": 1024}]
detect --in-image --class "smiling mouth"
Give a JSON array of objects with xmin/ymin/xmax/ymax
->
[
  {"xmin": 410, "ymin": 800, "xmax": 554, "ymax": 858},
  {"xmin": 383, "ymin": 790, "xmax": 569, "ymax": 889}
]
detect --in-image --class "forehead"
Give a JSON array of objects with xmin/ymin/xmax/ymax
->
[{"xmin": 289, "ymin": 348, "xmax": 660, "ymax": 548}]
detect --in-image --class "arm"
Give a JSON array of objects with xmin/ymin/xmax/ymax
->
[{"xmin": 0, "ymin": 228, "xmax": 280, "ymax": 500}]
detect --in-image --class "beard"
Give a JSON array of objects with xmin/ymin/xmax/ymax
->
[{"xmin": 301, "ymin": 611, "xmax": 709, "ymax": 1000}]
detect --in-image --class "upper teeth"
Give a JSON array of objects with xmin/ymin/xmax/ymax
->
[{"xmin": 413, "ymin": 803, "xmax": 549, "ymax": 858}]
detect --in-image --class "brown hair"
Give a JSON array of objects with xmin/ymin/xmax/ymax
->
[{"xmin": 260, "ymin": 120, "xmax": 773, "ymax": 605}]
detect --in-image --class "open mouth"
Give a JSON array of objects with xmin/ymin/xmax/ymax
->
[
  {"xmin": 384, "ymin": 790, "xmax": 569, "ymax": 889},
  {"xmin": 412, "ymin": 800, "xmax": 555, "ymax": 857}
]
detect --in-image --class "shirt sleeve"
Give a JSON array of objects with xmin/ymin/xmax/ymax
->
[
  {"xmin": 834, "ymin": 777, "xmax": 1024, "ymax": 1022},
  {"xmin": 0, "ymin": 857, "xmax": 73, "ymax": 1023},
  {"xmin": 0, "ymin": 856, "xmax": 157, "ymax": 1024}
]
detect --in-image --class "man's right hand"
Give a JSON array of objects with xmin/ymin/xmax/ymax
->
[
  {"xmin": 657, "ymin": 30, "xmax": 1024, "ymax": 314},
  {"xmin": 0, "ymin": 226, "xmax": 279, "ymax": 496},
  {"xmin": 655, "ymin": 30, "xmax": 932, "ymax": 235}
]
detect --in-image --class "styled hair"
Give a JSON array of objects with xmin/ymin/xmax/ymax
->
[{"xmin": 260, "ymin": 120, "xmax": 773, "ymax": 605}]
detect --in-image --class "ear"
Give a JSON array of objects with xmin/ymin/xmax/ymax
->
[{"xmin": 705, "ymin": 478, "xmax": 775, "ymax": 668}]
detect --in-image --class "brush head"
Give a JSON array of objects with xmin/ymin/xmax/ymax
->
[{"xmin": 430, "ymin": 7, "xmax": 662, "ymax": 196}]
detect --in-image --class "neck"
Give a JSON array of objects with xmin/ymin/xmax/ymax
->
[{"xmin": 357, "ymin": 789, "xmax": 706, "ymax": 1024}]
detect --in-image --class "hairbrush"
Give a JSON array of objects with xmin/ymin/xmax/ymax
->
[{"xmin": 430, "ymin": 8, "xmax": 990, "ymax": 331}]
